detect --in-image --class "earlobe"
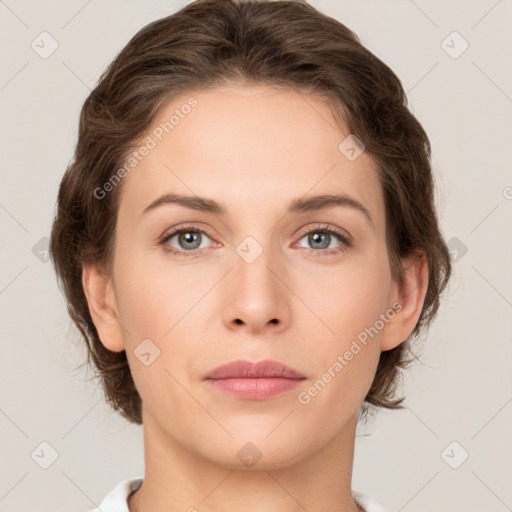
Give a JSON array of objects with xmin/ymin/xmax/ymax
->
[
  {"xmin": 380, "ymin": 251, "xmax": 429, "ymax": 352},
  {"xmin": 81, "ymin": 263, "xmax": 126, "ymax": 352}
]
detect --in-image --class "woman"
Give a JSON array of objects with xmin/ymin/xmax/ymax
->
[{"xmin": 49, "ymin": 0, "xmax": 452, "ymax": 510}]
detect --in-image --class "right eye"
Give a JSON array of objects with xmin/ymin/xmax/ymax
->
[{"xmin": 160, "ymin": 225, "xmax": 217, "ymax": 256}]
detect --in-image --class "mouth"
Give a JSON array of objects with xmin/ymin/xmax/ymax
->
[{"xmin": 204, "ymin": 359, "xmax": 306, "ymax": 400}]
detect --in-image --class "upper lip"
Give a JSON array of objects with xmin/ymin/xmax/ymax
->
[{"xmin": 205, "ymin": 359, "xmax": 306, "ymax": 380}]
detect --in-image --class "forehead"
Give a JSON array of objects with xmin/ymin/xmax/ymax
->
[{"xmin": 117, "ymin": 83, "xmax": 385, "ymax": 232}]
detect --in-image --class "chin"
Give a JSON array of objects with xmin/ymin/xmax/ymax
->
[{"xmin": 195, "ymin": 429, "xmax": 317, "ymax": 471}]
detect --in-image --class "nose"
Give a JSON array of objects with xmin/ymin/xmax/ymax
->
[{"xmin": 221, "ymin": 243, "xmax": 291, "ymax": 335}]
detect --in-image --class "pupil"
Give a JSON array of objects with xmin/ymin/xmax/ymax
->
[
  {"xmin": 181, "ymin": 231, "xmax": 200, "ymax": 249},
  {"xmin": 310, "ymin": 232, "xmax": 328, "ymax": 249}
]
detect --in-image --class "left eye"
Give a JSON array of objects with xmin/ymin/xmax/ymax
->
[{"xmin": 295, "ymin": 229, "xmax": 349, "ymax": 253}]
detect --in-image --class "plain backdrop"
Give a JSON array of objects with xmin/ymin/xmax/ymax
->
[{"xmin": 1, "ymin": 1, "xmax": 511, "ymax": 511}]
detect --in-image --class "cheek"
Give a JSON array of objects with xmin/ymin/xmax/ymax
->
[
  {"xmin": 293, "ymin": 253, "xmax": 389, "ymax": 398},
  {"xmin": 116, "ymin": 280, "xmax": 170, "ymax": 341},
  {"xmin": 298, "ymin": 286, "xmax": 384, "ymax": 420},
  {"xmin": 115, "ymin": 266, "xmax": 203, "ymax": 410},
  {"xmin": 113, "ymin": 251, "xmax": 201, "ymax": 340},
  {"xmin": 299, "ymin": 253, "xmax": 390, "ymax": 343}
]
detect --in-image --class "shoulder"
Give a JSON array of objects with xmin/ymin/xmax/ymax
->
[
  {"xmin": 85, "ymin": 476, "xmax": 144, "ymax": 512},
  {"xmin": 352, "ymin": 489, "xmax": 392, "ymax": 512}
]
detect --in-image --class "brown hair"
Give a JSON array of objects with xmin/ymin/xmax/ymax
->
[{"xmin": 49, "ymin": 0, "xmax": 452, "ymax": 425}]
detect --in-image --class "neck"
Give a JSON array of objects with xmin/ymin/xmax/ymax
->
[{"xmin": 128, "ymin": 410, "xmax": 364, "ymax": 512}]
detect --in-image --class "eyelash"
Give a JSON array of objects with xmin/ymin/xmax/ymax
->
[{"xmin": 158, "ymin": 223, "xmax": 352, "ymax": 258}]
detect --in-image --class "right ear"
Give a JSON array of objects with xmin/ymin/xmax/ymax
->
[{"xmin": 82, "ymin": 263, "xmax": 125, "ymax": 352}]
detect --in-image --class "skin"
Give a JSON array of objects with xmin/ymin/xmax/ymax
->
[{"xmin": 83, "ymin": 82, "xmax": 428, "ymax": 512}]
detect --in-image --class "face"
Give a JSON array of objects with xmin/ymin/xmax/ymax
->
[{"xmin": 100, "ymin": 83, "xmax": 402, "ymax": 468}]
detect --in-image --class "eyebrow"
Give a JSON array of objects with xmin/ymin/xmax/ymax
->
[{"xmin": 141, "ymin": 192, "xmax": 374, "ymax": 230}]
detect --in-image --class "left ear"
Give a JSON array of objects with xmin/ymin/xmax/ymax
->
[{"xmin": 380, "ymin": 250, "xmax": 429, "ymax": 352}]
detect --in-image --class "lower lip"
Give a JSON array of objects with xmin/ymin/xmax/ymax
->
[{"xmin": 205, "ymin": 377, "xmax": 305, "ymax": 399}]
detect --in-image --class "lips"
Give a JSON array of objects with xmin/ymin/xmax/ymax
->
[
  {"xmin": 204, "ymin": 359, "xmax": 306, "ymax": 380},
  {"xmin": 204, "ymin": 360, "xmax": 306, "ymax": 400}
]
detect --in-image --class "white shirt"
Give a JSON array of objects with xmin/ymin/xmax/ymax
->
[{"xmin": 86, "ymin": 476, "xmax": 391, "ymax": 512}]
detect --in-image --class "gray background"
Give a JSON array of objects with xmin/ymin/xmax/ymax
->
[{"xmin": 1, "ymin": 0, "xmax": 511, "ymax": 511}]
